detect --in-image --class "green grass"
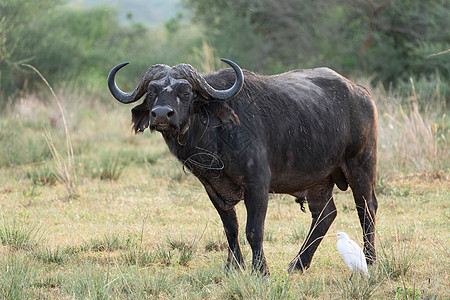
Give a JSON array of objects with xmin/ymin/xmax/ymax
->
[
  {"xmin": 32, "ymin": 246, "xmax": 71, "ymax": 265},
  {"xmin": 121, "ymin": 247, "xmax": 157, "ymax": 267},
  {"xmin": 0, "ymin": 252, "xmax": 39, "ymax": 298},
  {"xmin": 26, "ymin": 164, "xmax": 58, "ymax": 186},
  {"xmin": 0, "ymin": 86, "xmax": 448, "ymax": 298},
  {"xmin": 0, "ymin": 122, "xmax": 52, "ymax": 167},
  {"xmin": 0, "ymin": 220, "xmax": 42, "ymax": 251},
  {"xmin": 80, "ymin": 233, "xmax": 127, "ymax": 252}
]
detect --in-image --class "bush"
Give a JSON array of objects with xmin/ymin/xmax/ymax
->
[{"xmin": 0, "ymin": 1, "xmax": 203, "ymax": 103}]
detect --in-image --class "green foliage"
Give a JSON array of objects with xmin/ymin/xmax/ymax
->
[
  {"xmin": 0, "ymin": 0, "xmax": 203, "ymax": 102},
  {"xmin": 184, "ymin": 0, "xmax": 450, "ymax": 94},
  {"xmin": 184, "ymin": 0, "xmax": 362, "ymax": 71},
  {"xmin": 0, "ymin": 0, "xmax": 64, "ymax": 95},
  {"xmin": 2, "ymin": 0, "xmax": 448, "ymax": 102},
  {"xmin": 355, "ymin": 0, "xmax": 450, "ymax": 85},
  {"xmin": 2, "ymin": 3, "xmax": 136, "ymax": 94}
]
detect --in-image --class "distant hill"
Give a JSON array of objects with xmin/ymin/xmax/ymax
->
[{"xmin": 71, "ymin": 0, "xmax": 185, "ymax": 27}]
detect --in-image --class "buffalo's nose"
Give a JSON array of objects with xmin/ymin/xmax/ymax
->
[{"xmin": 151, "ymin": 106, "xmax": 174, "ymax": 121}]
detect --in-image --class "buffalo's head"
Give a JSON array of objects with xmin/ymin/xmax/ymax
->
[{"xmin": 107, "ymin": 59, "xmax": 244, "ymax": 134}]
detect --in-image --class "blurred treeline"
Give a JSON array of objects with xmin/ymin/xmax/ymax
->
[{"xmin": 0, "ymin": 0, "xmax": 449, "ymax": 103}]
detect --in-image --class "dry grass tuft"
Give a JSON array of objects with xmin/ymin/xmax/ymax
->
[
  {"xmin": 365, "ymin": 76, "xmax": 448, "ymax": 184},
  {"xmin": 22, "ymin": 64, "xmax": 78, "ymax": 200}
]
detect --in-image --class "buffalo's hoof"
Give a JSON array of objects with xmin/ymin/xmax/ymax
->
[{"xmin": 287, "ymin": 256, "xmax": 310, "ymax": 274}]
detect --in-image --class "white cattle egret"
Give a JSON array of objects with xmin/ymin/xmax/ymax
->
[{"xmin": 329, "ymin": 232, "xmax": 369, "ymax": 279}]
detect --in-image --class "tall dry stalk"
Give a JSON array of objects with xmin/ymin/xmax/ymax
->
[
  {"xmin": 193, "ymin": 40, "xmax": 220, "ymax": 73},
  {"xmin": 22, "ymin": 64, "xmax": 77, "ymax": 199}
]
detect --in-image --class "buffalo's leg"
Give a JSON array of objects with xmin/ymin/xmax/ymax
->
[
  {"xmin": 290, "ymin": 178, "xmax": 336, "ymax": 272},
  {"xmin": 244, "ymin": 183, "xmax": 270, "ymax": 275},
  {"xmin": 209, "ymin": 193, "xmax": 245, "ymax": 271},
  {"xmin": 347, "ymin": 159, "xmax": 378, "ymax": 264}
]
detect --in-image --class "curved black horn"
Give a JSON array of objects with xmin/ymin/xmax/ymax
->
[
  {"xmin": 173, "ymin": 59, "xmax": 244, "ymax": 101},
  {"xmin": 205, "ymin": 59, "xmax": 244, "ymax": 100},
  {"xmin": 107, "ymin": 62, "xmax": 146, "ymax": 104}
]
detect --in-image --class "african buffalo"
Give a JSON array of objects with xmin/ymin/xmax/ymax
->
[{"xmin": 107, "ymin": 59, "xmax": 378, "ymax": 275}]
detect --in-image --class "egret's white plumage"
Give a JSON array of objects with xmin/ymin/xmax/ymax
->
[{"xmin": 329, "ymin": 232, "xmax": 369, "ymax": 278}]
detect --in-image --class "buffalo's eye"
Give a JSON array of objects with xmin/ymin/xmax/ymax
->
[
  {"xmin": 147, "ymin": 85, "xmax": 158, "ymax": 98},
  {"xmin": 180, "ymin": 91, "xmax": 191, "ymax": 99}
]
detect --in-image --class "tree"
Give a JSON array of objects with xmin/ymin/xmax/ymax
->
[
  {"xmin": 0, "ymin": 0, "xmax": 63, "ymax": 95},
  {"xmin": 0, "ymin": 0, "xmax": 204, "ymax": 102},
  {"xmin": 352, "ymin": 0, "xmax": 450, "ymax": 83},
  {"xmin": 184, "ymin": 0, "xmax": 450, "ymax": 89}
]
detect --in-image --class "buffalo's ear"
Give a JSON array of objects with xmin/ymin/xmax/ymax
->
[
  {"xmin": 197, "ymin": 101, "xmax": 240, "ymax": 128},
  {"xmin": 131, "ymin": 102, "xmax": 151, "ymax": 133}
]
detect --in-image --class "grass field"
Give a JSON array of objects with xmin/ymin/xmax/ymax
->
[{"xmin": 0, "ymin": 80, "xmax": 448, "ymax": 298}]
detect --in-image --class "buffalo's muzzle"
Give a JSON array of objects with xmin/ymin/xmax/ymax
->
[{"xmin": 150, "ymin": 106, "xmax": 176, "ymax": 131}]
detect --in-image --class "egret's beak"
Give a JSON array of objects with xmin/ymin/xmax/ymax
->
[{"xmin": 327, "ymin": 234, "xmax": 337, "ymax": 238}]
